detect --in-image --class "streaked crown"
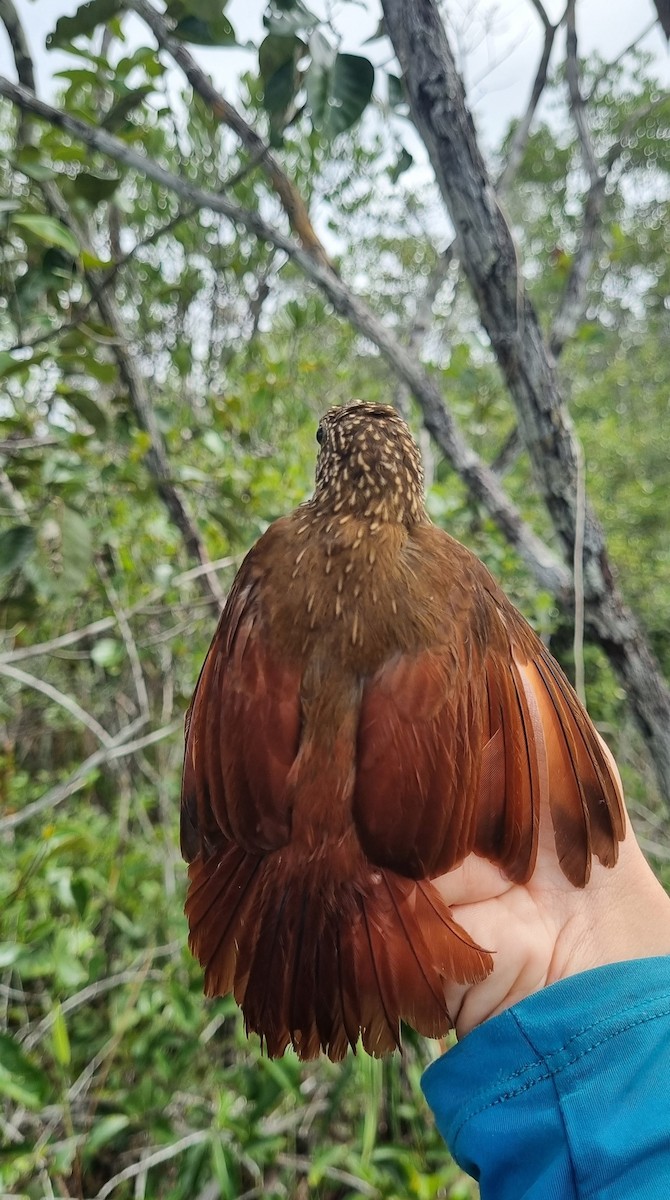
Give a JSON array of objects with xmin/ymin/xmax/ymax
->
[{"xmin": 313, "ymin": 402, "xmax": 425, "ymax": 525}]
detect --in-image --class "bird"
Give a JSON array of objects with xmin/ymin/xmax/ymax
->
[{"xmin": 181, "ymin": 401, "xmax": 625, "ymax": 1061}]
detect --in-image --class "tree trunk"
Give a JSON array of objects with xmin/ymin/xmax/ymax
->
[{"xmin": 381, "ymin": 0, "xmax": 670, "ymax": 800}]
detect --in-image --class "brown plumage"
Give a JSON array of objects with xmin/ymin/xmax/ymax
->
[{"xmin": 181, "ymin": 402, "xmax": 625, "ymax": 1060}]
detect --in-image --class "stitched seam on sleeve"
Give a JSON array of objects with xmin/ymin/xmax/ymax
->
[
  {"xmin": 511, "ymin": 1012, "xmax": 582, "ymax": 1199},
  {"xmin": 466, "ymin": 986, "xmax": 670, "ymax": 1088},
  {"xmin": 451, "ymin": 1001, "xmax": 670, "ymax": 1150}
]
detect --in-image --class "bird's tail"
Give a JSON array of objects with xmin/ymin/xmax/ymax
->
[{"xmin": 185, "ymin": 843, "xmax": 492, "ymax": 1060}]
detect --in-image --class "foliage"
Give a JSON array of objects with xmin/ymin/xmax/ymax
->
[{"xmin": 0, "ymin": 0, "xmax": 668, "ymax": 1195}]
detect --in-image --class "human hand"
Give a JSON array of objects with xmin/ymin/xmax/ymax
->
[{"xmin": 433, "ymin": 744, "xmax": 670, "ymax": 1039}]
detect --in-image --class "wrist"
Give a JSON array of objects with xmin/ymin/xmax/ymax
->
[{"xmin": 548, "ymin": 834, "xmax": 670, "ymax": 987}]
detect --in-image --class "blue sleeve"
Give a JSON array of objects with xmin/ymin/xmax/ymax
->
[{"xmin": 421, "ymin": 957, "xmax": 670, "ymax": 1199}]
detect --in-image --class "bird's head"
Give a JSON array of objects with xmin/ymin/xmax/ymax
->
[{"xmin": 312, "ymin": 402, "xmax": 426, "ymax": 525}]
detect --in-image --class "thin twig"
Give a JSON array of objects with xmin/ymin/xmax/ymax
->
[
  {"xmin": 586, "ymin": 18, "xmax": 657, "ymax": 102},
  {"xmin": 0, "ymin": 715, "xmax": 162, "ymax": 832},
  {"xmin": 0, "ymin": 437, "xmax": 60, "ymax": 453},
  {"xmin": 0, "ymin": 662, "xmax": 113, "ymax": 746},
  {"xmin": 22, "ymin": 960, "xmax": 176, "ymax": 1050},
  {"xmin": 565, "ymin": 0, "xmax": 599, "ymax": 184},
  {"xmin": 96, "ymin": 556, "xmax": 150, "ymax": 719},
  {"xmin": 0, "ymin": 555, "xmax": 238, "ymax": 665},
  {"xmin": 277, "ymin": 1154, "xmax": 378, "ymax": 1197},
  {"xmin": 94, "ymin": 1130, "xmax": 210, "ymax": 1199},
  {"xmin": 497, "ymin": 2, "xmax": 562, "ymax": 194}
]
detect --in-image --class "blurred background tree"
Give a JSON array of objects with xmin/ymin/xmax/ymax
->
[{"xmin": 0, "ymin": 0, "xmax": 668, "ymax": 1195}]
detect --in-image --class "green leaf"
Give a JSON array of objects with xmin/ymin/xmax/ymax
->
[
  {"xmin": 51, "ymin": 1003, "xmax": 71, "ymax": 1067},
  {"xmin": 0, "ymin": 944, "xmax": 23, "ymax": 969},
  {"xmin": 327, "ymin": 53, "xmax": 374, "ymax": 136},
  {"xmin": 0, "ymin": 526, "xmax": 35, "ymax": 579},
  {"xmin": 306, "ymin": 40, "xmax": 374, "ymax": 138},
  {"xmin": 62, "ymin": 390, "xmax": 109, "ymax": 437},
  {"xmin": 166, "ymin": 0, "xmax": 231, "ymax": 17},
  {"xmin": 264, "ymin": 59, "xmax": 299, "ymax": 115},
  {"xmin": 47, "ymin": 0, "xmax": 124, "ymax": 49},
  {"xmin": 83, "ymin": 1114, "xmax": 130, "ymax": 1158},
  {"xmin": 84, "ymin": 356, "xmax": 117, "ymax": 384},
  {"xmin": 102, "ymin": 86, "xmax": 154, "ymax": 131},
  {"xmin": 58, "ymin": 507, "xmax": 93, "ymax": 594},
  {"xmin": 90, "ymin": 638, "xmax": 124, "ymax": 669},
  {"xmin": 264, "ymin": 2, "xmax": 318, "ymax": 37},
  {"xmin": 172, "ymin": 14, "xmax": 237, "ymax": 46},
  {"xmin": 0, "ymin": 351, "xmax": 27, "ymax": 378},
  {"xmin": 259, "ymin": 33, "xmax": 301, "ymax": 81},
  {"xmin": 387, "ymin": 71, "xmax": 405, "ymax": 109},
  {"xmin": 12, "ymin": 214, "xmax": 80, "ymax": 258},
  {"xmin": 0, "ymin": 1033, "xmax": 50, "ymax": 1109},
  {"xmin": 13, "ymin": 146, "xmax": 57, "ymax": 182},
  {"xmin": 80, "ymin": 249, "xmax": 113, "ymax": 269},
  {"xmin": 388, "ymin": 146, "xmax": 413, "ymax": 183},
  {"xmin": 72, "ymin": 171, "xmax": 122, "ymax": 205},
  {"xmin": 305, "ymin": 30, "xmax": 336, "ymax": 126}
]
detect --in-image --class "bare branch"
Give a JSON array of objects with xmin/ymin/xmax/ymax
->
[
  {"xmin": 565, "ymin": 0, "xmax": 599, "ymax": 184},
  {"xmin": 652, "ymin": 0, "xmax": 670, "ymax": 39},
  {"xmin": 0, "ymin": 437, "xmax": 60, "ymax": 453},
  {"xmin": 96, "ymin": 556, "xmax": 150, "ymax": 720},
  {"xmin": 497, "ymin": 7, "xmax": 561, "ymax": 195},
  {"xmin": 94, "ymin": 1131, "xmax": 210, "ymax": 1200},
  {"xmin": 0, "ymin": 715, "xmax": 159, "ymax": 832},
  {"xmin": 549, "ymin": 175, "xmax": 606, "ymax": 356},
  {"xmin": 128, "ymin": 0, "xmax": 333, "ymax": 270},
  {"xmin": 586, "ymin": 18, "xmax": 658, "ymax": 102},
  {"xmin": 0, "ymin": 555, "xmax": 239, "ymax": 666},
  {"xmin": 527, "ymin": 0, "xmax": 553, "ymax": 30},
  {"xmin": 0, "ymin": 662, "xmax": 113, "ymax": 746},
  {"xmin": 490, "ymin": 426, "xmax": 523, "ymax": 477},
  {"xmin": 381, "ymin": 0, "xmax": 670, "ymax": 799},
  {"xmin": 0, "ymin": 0, "xmax": 34, "ymax": 144},
  {"xmin": 0, "ymin": 75, "xmax": 570, "ymax": 598}
]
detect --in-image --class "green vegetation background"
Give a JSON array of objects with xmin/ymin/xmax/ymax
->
[{"xmin": 1, "ymin": 3, "xmax": 668, "ymax": 1196}]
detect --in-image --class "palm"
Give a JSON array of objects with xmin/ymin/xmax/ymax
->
[{"xmin": 437, "ymin": 801, "xmax": 638, "ymax": 1036}]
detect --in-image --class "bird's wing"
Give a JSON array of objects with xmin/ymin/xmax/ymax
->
[
  {"xmin": 353, "ymin": 574, "xmax": 624, "ymax": 888},
  {"xmin": 181, "ymin": 553, "xmax": 302, "ymax": 862}
]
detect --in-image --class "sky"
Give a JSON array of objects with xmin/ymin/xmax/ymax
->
[{"xmin": 0, "ymin": 0, "xmax": 667, "ymax": 153}]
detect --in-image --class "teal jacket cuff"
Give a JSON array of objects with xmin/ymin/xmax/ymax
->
[{"xmin": 421, "ymin": 957, "xmax": 670, "ymax": 1199}]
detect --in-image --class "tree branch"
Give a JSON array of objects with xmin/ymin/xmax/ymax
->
[
  {"xmin": 381, "ymin": 0, "xmax": 670, "ymax": 799},
  {"xmin": 565, "ymin": 0, "xmax": 599, "ymax": 184},
  {"xmin": 549, "ymin": 175, "xmax": 606, "ymax": 356},
  {"xmin": 497, "ymin": 2, "xmax": 562, "ymax": 194},
  {"xmin": 128, "ymin": 0, "xmax": 333, "ymax": 270},
  {"xmin": 0, "ymin": 74, "xmax": 570, "ymax": 598},
  {"xmin": 0, "ymin": 717, "xmax": 182, "ymax": 833},
  {"xmin": 0, "ymin": 554, "xmax": 239, "ymax": 666},
  {"xmin": 0, "ymin": 661, "xmax": 113, "ymax": 746}
]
